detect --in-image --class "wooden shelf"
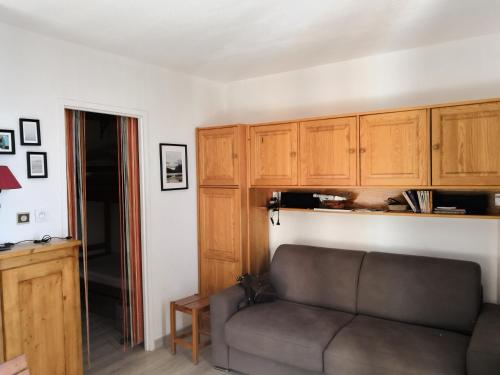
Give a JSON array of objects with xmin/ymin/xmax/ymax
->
[
  {"xmin": 250, "ymin": 185, "xmax": 500, "ymax": 191},
  {"xmin": 274, "ymin": 207, "xmax": 500, "ymax": 220}
]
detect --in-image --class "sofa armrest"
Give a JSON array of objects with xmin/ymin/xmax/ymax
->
[
  {"xmin": 467, "ymin": 303, "xmax": 500, "ymax": 375},
  {"xmin": 210, "ymin": 285, "xmax": 245, "ymax": 369}
]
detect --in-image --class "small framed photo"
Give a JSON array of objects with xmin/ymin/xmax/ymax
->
[
  {"xmin": 0, "ymin": 129, "xmax": 15, "ymax": 154},
  {"xmin": 27, "ymin": 152, "xmax": 48, "ymax": 178},
  {"xmin": 159, "ymin": 143, "xmax": 188, "ymax": 191},
  {"xmin": 19, "ymin": 118, "xmax": 41, "ymax": 146}
]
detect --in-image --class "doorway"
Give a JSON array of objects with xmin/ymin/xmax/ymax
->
[{"xmin": 65, "ymin": 109, "xmax": 144, "ymax": 369}]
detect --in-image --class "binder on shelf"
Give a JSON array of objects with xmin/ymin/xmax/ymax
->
[
  {"xmin": 402, "ymin": 191, "xmax": 417, "ymax": 213},
  {"xmin": 402, "ymin": 190, "xmax": 433, "ymax": 214}
]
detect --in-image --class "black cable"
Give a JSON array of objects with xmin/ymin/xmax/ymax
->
[
  {"xmin": 34, "ymin": 235, "xmax": 72, "ymax": 244},
  {"xmin": 14, "ymin": 239, "xmax": 33, "ymax": 245},
  {"xmin": 276, "ymin": 192, "xmax": 281, "ymax": 226},
  {"xmin": 1, "ymin": 235, "xmax": 72, "ymax": 247}
]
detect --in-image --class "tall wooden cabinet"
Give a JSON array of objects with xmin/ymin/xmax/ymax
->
[
  {"xmin": 249, "ymin": 123, "xmax": 298, "ymax": 186},
  {"xmin": 299, "ymin": 117, "xmax": 357, "ymax": 186},
  {"xmin": 360, "ymin": 110, "xmax": 429, "ymax": 186},
  {"xmin": 432, "ymin": 102, "xmax": 500, "ymax": 185},
  {"xmin": 197, "ymin": 125, "xmax": 268, "ymax": 297},
  {"xmin": 0, "ymin": 240, "xmax": 82, "ymax": 375}
]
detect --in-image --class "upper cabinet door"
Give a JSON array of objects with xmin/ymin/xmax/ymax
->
[
  {"xmin": 250, "ymin": 123, "xmax": 298, "ymax": 186},
  {"xmin": 360, "ymin": 110, "xmax": 429, "ymax": 186},
  {"xmin": 299, "ymin": 117, "xmax": 357, "ymax": 186},
  {"xmin": 197, "ymin": 126, "xmax": 240, "ymax": 186},
  {"xmin": 432, "ymin": 102, "xmax": 500, "ymax": 186}
]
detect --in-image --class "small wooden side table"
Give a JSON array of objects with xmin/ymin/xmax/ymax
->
[{"xmin": 170, "ymin": 294, "xmax": 210, "ymax": 364}]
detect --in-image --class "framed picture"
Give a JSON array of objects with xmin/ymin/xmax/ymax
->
[
  {"xmin": 19, "ymin": 118, "xmax": 41, "ymax": 146},
  {"xmin": 159, "ymin": 143, "xmax": 188, "ymax": 190},
  {"xmin": 0, "ymin": 129, "xmax": 15, "ymax": 154},
  {"xmin": 27, "ymin": 152, "xmax": 48, "ymax": 178}
]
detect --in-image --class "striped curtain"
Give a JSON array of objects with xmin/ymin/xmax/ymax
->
[
  {"xmin": 117, "ymin": 116, "xmax": 144, "ymax": 347},
  {"xmin": 65, "ymin": 109, "xmax": 91, "ymax": 365},
  {"xmin": 66, "ymin": 110, "xmax": 143, "ymax": 365}
]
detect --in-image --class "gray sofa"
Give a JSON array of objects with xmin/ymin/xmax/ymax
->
[{"xmin": 210, "ymin": 244, "xmax": 500, "ymax": 375}]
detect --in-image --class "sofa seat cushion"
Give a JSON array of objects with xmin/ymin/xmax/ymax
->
[
  {"xmin": 324, "ymin": 315, "xmax": 469, "ymax": 375},
  {"xmin": 225, "ymin": 300, "xmax": 354, "ymax": 372}
]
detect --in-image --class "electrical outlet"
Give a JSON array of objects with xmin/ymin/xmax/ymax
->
[
  {"xmin": 495, "ymin": 193, "xmax": 500, "ymax": 207},
  {"xmin": 17, "ymin": 212, "xmax": 30, "ymax": 224},
  {"xmin": 35, "ymin": 208, "xmax": 48, "ymax": 223}
]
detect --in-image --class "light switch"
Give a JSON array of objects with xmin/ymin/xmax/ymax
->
[{"xmin": 35, "ymin": 208, "xmax": 48, "ymax": 223}]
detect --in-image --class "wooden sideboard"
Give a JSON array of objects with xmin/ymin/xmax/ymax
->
[
  {"xmin": 0, "ymin": 240, "xmax": 83, "ymax": 375},
  {"xmin": 196, "ymin": 98, "xmax": 500, "ymax": 296}
]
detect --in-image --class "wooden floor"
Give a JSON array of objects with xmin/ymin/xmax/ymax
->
[{"xmin": 84, "ymin": 314, "xmax": 220, "ymax": 375}]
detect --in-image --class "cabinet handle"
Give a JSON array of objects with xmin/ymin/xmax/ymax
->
[
  {"xmin": 359, "ymin": 148, "xmax": 366, "ymax": 154},
  {"xmin": 348, "ymin": 148, "xmax": 356, "ymax": 154},
  {"xmin": 232, "ymin": 153, "xmax": 238, "ymax": 159},
  {"xmin": 432, "ymin": 144, "xmax": 440, "ymax": 150},
  {"xmin": 290, "ymin": 151, "xmax": 297, "ymax": 157}
]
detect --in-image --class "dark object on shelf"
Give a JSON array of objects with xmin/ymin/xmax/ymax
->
[
  {"xmin": 267, "ymin": 196, "xmax": 279, "ymax": 210},
  {"xmin": 433, "ymin": 192, "xmax": 489, "ymax": 215},
  {"xmin": 280, "ymin": 192, "xmax": 320, "ymax": 209},
  {"xmin": 386, "ymin": 197, "xmax": 409, "ymax": 212}
]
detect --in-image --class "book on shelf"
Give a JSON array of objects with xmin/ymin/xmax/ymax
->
[
  {"xmin": 433, "ymin": 206, "xmax": 467, "ymax": 215},
  {"xmin": 402, "ymin": 190, "xmax": 433, "ymax": 213},
  {"xmin": 313, "ymin": 208, "xmax": 353, "ymax": 212}
]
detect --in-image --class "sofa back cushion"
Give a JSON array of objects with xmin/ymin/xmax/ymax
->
[
  {"xmin": 270, "ymin": 244, "xmax": 366, "ymax": 313},
  {"xmin": 358, "ymin": 252, "xmax": 482, "ymax": 333}
]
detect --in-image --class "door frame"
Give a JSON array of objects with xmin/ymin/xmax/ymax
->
[{"xmin": 58, "ymin": 99, "xmax": 154, "ymax": 351}]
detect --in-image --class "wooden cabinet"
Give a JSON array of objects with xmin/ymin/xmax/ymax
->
[
  {"xmin": 196, "ymin": 98, "xmax": 500, "ymax": 298},
  {"xmin": 0, "ymin": 241, "xmax": 82, "ymax": 375},
  {"xmin": 432, "ymin": 102, "xmax": 500, "ymax": 185},
  {"xmin": 250, "ymin": 123, "xmax": 298, "ymax": 186},
  {"xmin": 360, "ymin": 110, "xmax": 429, "ymax": 186},
  {"xmin": 198, "ymin": 188, "xmax": 244, "ymax": 296},
  {"xmin": 299, "ymin": 117, "xmax": 357, "ymax": 186},
  {"xmin": 197, "ymin": 126, "xmax": 244, "ymax": 186}
]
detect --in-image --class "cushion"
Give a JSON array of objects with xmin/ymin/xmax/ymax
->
[
  {"xmin": 357, "ymin": 252, "xmax": 481, "ymax": 333},
  {"xmin": 225, "ymin": 300, "xmax": 354, "ymax": 372},
  {"xmin": 271, "ymin": 244, "xmax": 366, "ymax": 313},
  {"xmin": 324, "ymin": 315, "xmax": 470, "ymax": 375},
  {"xmin": 467, "ymin": 303, "xmax": 500, "ymax": 375}
]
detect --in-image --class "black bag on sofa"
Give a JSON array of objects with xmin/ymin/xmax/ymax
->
[{"xmin": 237, "ymin": 273, "xmax": 277, "ymax": 309}]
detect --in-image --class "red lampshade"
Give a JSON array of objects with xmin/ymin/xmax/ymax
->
[{"xmin": 0, "ymin": 166, "xmax": 21, "ymax": 191}]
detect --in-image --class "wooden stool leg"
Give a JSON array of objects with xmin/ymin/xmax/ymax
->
[
  {"xmin": 192, "ymin": 309, "xmax": 199, "ymax": 364},
  {"xmin": 170, "ymin": 302, "xmax": 176, "ymax": 354}
]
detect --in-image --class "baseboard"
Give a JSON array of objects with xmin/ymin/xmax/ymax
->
[{"xmin": 153, "ymin": 326, "xmax": 193, "ymax": 350}]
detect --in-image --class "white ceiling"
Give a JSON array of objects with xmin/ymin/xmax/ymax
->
[{"xmin": 1, "ymin": 0, "xmax": 500, "ymax": 82}]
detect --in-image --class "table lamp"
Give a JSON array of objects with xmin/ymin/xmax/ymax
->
[{"xmin": 0, "ymin": 166, "xmax": 21, "ymax": 193}]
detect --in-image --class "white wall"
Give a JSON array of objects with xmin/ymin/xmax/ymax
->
[
  {"xmin": 225, "ymin": 33, "xmax": 500, "ymax": 123},
  {"xmin": 0, "ymin": 22, "xmax": 226, "ymax": 348},
  {"xmin": 225, "ymin": 33, "xmax": 500, "ymax": 303},
  {"xmin": 269, "ymin": 212, "xmax": 499, "ymax": 303}
]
